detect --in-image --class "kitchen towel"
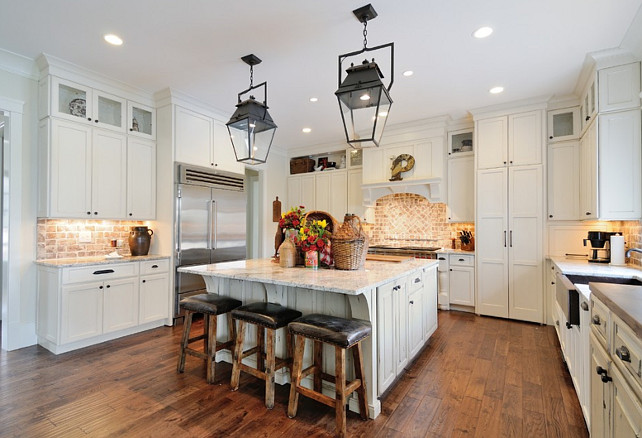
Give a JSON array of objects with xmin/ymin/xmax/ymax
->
[{"xmin": 610, "ymin": 234, "xmax": 625, "ymax": 266}]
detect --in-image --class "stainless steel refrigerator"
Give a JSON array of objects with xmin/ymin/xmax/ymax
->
[{"xmin": 174, "ymin": 164, "xmax": 247, "ymax": 319}]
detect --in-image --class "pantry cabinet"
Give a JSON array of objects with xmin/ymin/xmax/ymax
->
[
  {"xmin": 126, "ymin": 138, "xmax": 156, "ymax": 220},
  {"xmin": 597, "ymin": 62, "xmax": 641, "ymax": 113},
  {"xmin": 287, "ymin": 170, "xmax": 348, "ymax": 221}
]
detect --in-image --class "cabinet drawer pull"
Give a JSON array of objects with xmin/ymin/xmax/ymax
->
[
  {"xmin": 414, "ymin": 278, "xmax": 420, "ymax": 283},
  {"xmin": 393, "ymin": 285, "xmax": 401, "ymax": 291},
  {"xmin": 458, "ymin": 258, "xmax": 465, "ymax": 262},
  {"xmin": 93, "ymin": 269, "xmax": 115, "ymax": 275},
  {"xmin": 616, "ymin": 346, "xmax": 631, "ymax": 363},
  {"xmin": 151, "ymin": 264, "xmax": 159, "ymax": 269},
  {"xmin": 438, "ymin": 257, "xmax": 446, "ymax": 260},
  {"xmin": 409, "ymin": 300, "xmax": 414, "ymax": 305},
  {"xmin": 592, "ymin": 315, "xmax": 601, "ymax": 325},
  {"xmin": 581, "ymin": 302, "xmax": 589, "ymax": 311}
]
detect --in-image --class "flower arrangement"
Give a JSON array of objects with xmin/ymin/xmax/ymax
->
[
  {"xmin": 297, "ymin": 219, "xmax": 331, "ymax": 253},
  {"xmin": 279, "ymin": 206, "xmax": 305, "ymax": 230}
]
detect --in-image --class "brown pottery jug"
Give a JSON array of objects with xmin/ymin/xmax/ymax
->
[{"xmin": 129, "ymin": 226, "xmax": 153, "ymax": 256}]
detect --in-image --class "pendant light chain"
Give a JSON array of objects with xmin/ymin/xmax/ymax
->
[
  {"xmin": 362, "ymin": 21, "xmax": 368, "ymax": 50},
  {"xmin": 249, "ymin": 64, "xmax": 254, "ymax": 88}
]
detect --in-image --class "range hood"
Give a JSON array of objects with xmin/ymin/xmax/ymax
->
[{"xmin": 361, "ymin": 178, "xmax": 442, "ymax": 207}]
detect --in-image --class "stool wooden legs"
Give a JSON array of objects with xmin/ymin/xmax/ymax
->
[
  {"xmin": 265, "ymin": 328, "xmax": 276, "ymax": 408},
  {"xmin": 287, "ymin": 334, "xmax": 370, "ymax": 437},
  {"xmin": 177, "ymin": 310, "xmax": 236, "ymax": 384},
  {"xmin": 230, "ymin": 320, "xmax": 246, "ymax": 391}
]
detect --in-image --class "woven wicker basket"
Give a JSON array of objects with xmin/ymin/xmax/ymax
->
[
  {"xmin": 303, "ymin": 211, "xmax": 338, "ymax": 233},
  {"xmin": 332, "ymin": 214, "xmax": 369, "ymax": 270}
]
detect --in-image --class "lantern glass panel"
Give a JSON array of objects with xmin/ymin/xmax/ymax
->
[
  {"xmin": 228, "ymin": 117, "xmax": 275, "ymax": 164},
  {"xmin": 338, "ymin": 86, "xmax": 391, "ymax": 148}
]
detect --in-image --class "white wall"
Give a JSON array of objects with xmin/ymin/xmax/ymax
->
[
  {"xmin": 256, "ymin": 148, "xmax": 287, "ymax": 258},
  {"xmin": 0, "ymin": 57, "xmax": 39, "ymax": 350}
]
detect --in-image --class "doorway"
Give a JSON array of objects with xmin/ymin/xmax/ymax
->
[{"xmin": 246, "ymin": 169, "xmax": 261, "ymax": 259}]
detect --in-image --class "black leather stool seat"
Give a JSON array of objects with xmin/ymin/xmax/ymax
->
[
  {"xmin": 232, "ymin": 302, "xmax": 302, "ymax": 329},
  {"xmin": 288, "ymin": 314, "xmax": 372, "ymax": 349},
  {"xmin": 179, "ymin": 293, "xmax": 241, "ymax": 315}
]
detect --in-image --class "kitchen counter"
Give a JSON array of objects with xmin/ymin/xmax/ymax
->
[
  {"xmin": 36, "ymin": 254, "xmax": 170, "ymax": 267},
  {"xmin": 550, "ymin": 256, "xmax": 642, "ymax": 279},
  {"xmin": 178, "ymin": 258, "xmax": 437, "ymax": 296},
  {"xmin": 590, "ymin": 282, "xmax": 642, "ymax": 340},
  {"xmin": 436, "ymin": 249, "xmax": 475, "ymax": 255}
]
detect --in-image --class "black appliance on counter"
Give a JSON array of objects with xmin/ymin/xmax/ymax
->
[{"xmin": 583, "ymin": 231, "xmax": 618, "ymax": 263}]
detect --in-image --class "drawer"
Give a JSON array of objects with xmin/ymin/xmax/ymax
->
[
  {"xmin": 436, "ymin": 254, "xmax": 448, "ymax": 272},
  {"xmin": 140, "ymin": 259, "xmax": 169, "ymax": 275},
  {"xmin": 408, "ymin": 271, "xmax": 423, "ymax": 292},
  {"xmin": 62, "ymin": 262, "xmax": 139, "ymax": 284},
  {"xmin": 449, "ymin": 254, "xmax": 474, "ymax": 267},
  {"xmin": 612, "ymin": 313, "xmax": 642, "ymax": 398},
  {"xmin": 591, "ymin": 296, "xmax": 610, "ymax": 349}
]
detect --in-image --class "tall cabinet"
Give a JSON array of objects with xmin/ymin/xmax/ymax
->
[{"xmin": 475, "ymin": 107, "xmax": 544, "ymax": 323}]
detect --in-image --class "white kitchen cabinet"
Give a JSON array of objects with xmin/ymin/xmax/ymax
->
[
  {"xmin": 395, "ymin": 281, "xmax": 409, "ymax": 373},
  {"xmin": 347, "ymin": 168, "xmax": 364, "ymax": 219},
  {"xmin": 423, "ymin": 265, "xmax": 438, "ymax": 339},
  {"xmin": 37, "ymin": 259, "xmax": 170, "ymax": 354},
  {"xmin": 377, "ymin": 279, "xmax": 399, "ymax": 393},
  {"xmin": 91, "ymin": 128, "xmax": 127, "ymax": 218},
  {"xmin": 174, "ymin": 105, "xmax": 244, "ymax": 174},
  {"xmin": 547, "ymin": 107, "xmax": 580, "ymax": 142},
  {"xmin": 127, "ymin": 101, "xmax": 156, "ymax": 140},
  {"xmin": 612, "ymin": 366, "xmax": 642, "ymax": 438},
  {"xmin": 447, "ymin": 156, "xmax": 474, "ymax": 222},
  {"xmin": 127, "ymin": 137, "xmax": 156, "ymax": 220},
  {"xmin": 437, "ymin": 255, "xmax": 449, "ymax": 310},
  {"xmin": 580, "ymin": 120, "xmax": 598, "ymax": 219},
  {"xmin": 547, "ymin": 141, "xmax": 580, "ymax": 220},
  {"xmin": 448, "ymin": 128, "xmax": 473, "ymax": 157},
  {"xmin": 315, "ymin": 171, "xmax": 348, "ymax": 221},
  {"xmin": 476, "ymin": 165, "xmax": 543, "ymax": 323},
  {"xmin": 580, "ymin": 76, "xmax": 598, "ymax": 134},
  {"xmin": 41, "ymin": 118, "xmax": 127, "ymax": 219},
  {"xmin": 591, "ymin": 331, "xmax": 612, "ymax": 438},
  {"xmin": 448, "ymin": 254, "xmax": 474, "ymax": 307},
  {"xmin": 287, "ymin": 173, "xmax": 316, "ymax": 212},
  {"xmin": 407, "ymin": 271, "xmax": 425, "ymax": 359},
  {"xmin": 476, "ymin": 110, "xmax": 543, "ymax": 169},
  {"xmin": 597, "ymin": 110, "xmax": 641, "ymax": 220},
  {"xmin": 598, "ymin": 62, "xmax": 641, "ymax": 113},
  {"xmin": 102, "ymin": 277, "xmax": 139, "ymax": 333}
]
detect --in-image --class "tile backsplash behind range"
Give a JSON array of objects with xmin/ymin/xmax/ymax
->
[
  {"xmin": 361, "ymin": 193, "xmax": 474, "ymax": 249},
  {"xmin": 37, "ymin": 219, "xmax": 148, "ymax": 259},
  {"xmin": 619, "ymin": 220, "xmax": 642, "ymax": 267}
]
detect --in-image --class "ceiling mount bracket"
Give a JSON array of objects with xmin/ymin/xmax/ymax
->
[
  {"xmin": 241, "ymin": 54, "xmax": 262, "ymax": 66},
  {"xmin": 353, "ymin": 4, "xmax": 378, "ymax": 23}
]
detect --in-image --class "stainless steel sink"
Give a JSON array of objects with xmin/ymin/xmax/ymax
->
[{"xmin": 566, "ymin": 274, "xmax": 642, "ymax": 286}]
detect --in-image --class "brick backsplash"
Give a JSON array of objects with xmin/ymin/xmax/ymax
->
[
  {"xmin": 37, "ymin": 219, "xmax": 149, "ymax": 260},
  {"xmin": 618, "ymin": 220, "xmax": 642, "ymax": 267},
  {"xmin": 360, "ymin": 193, "xmax": 475, "ymax": 250}
]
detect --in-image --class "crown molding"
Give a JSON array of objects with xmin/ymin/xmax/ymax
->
[
  {"xmin": 0, "ymin": 49, "xmax": 38, "ymax": 81},
  {"xmin": 470, "ymin": 95, "xmax": 550, "ymax": 120},
  {"xmin": 154, "ymin": 87, "xmax": 229, "ymax": 122},
  {"xmin": 547, "ymin": 94, "xmax": 581, "ymax": 111}
]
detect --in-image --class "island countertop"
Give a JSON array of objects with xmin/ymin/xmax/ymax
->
[{"xmin": 178, "ymin": 258, "xmax": 438, "ymax": 296}]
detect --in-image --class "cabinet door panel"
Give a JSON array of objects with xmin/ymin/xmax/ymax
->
[
  {"xmin": 315, "ymin": 173, "xmax": 331, "ymax": 213},
  {"xmin": 447, "ymin": 156, "xmax": 474, "ymax": 222},
  {"xmin": 508, "ymin": 166, "xmax": 543, "ymax": 323},
  {"xmin": 61, "ymin": 282, "xmax": 103, "ymax": 343},
  {"xmin": 509, "ymin": 111, "xmax": 542, "ymax": 166},
  {"xmin": 377, "ymin": 282, "xmax": 396, "ymax": 394},
  {"xmin": 449, "ymin": 267, "xmax": 474, "ymax": 306},
  {"xmin": 547, "ymin": 141, "xmax": 580, "ymax": 220},
  {"xmin": 139, "ymin": 274, "xmax": 169, "ymax": 323},
  {"xmin": 103, "ymin": 278, "xmax": 138, "ymax": 333},
  {"xmin": 127, "ymin": 138, "xmax": 156, "ymax": 219},
  {"xmin": 287, "ymin": 175, "xmax": 302, "ymax": 209},
  {"xmin": 598, "ymin": 110, "xmax": 641, "ymax": 220},
  {"xmin": 598, "ymin": 62, "xmax": 641, "ymax": 112},
  {"xmin": 50, "ymin": 120, "xmax": 92, "ymax": 217},
  {"xmin": 407, "ymin": 286, "xmax": 424, "ymax": 359},
  {"xmin": 476, "ymin": 117, "xmax": 507, "ymax": 169},
  {"xmin": 580, "ymin": 121, "xmax": 598, "ymax": 219},
  {"xmin": 476, "ymin": 168, "xmax": 508, "ymax": 318},
  {"xmin": 612, "ymin": 366, "xmax": 642, "ymax": 438},
  {"xmin": 329, "ymin": 171, "xmax": 348, "ymax": 221},
  {"xmin": 423, "ymin": 266, "xmax": 438, "ymax": 338},
  {"xmin": 92, "ymin": 129, "xmax": 127, "ymax": 218},
  {"xmin": 175, "ymin": 106, "xmax": 213, "ymax": 167},
  {"xmin": 299, "ymin": 174, "xmax": 316, "ymax": 210},
  {"xmin": 347, "ymin": 168, "xmax": 363, "ymax": 219},
  {"xmin": 213, "ymin": 120, "xmax": 244, "ymax": 174},
  {"xmin": 590, "ymin": 334, "xmax": 609, "ymax": 438},
  {"xmin": 396, "ymin": 284, "xmax": 408, "ymax": 372},
  {"xmin": 362, "ymin": 148, "xmax": 384, "ymax": 184}
]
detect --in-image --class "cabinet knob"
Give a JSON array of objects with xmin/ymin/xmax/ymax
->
[
  {"xmin": 566, "ymin": 321, "xmax": 573, "ymax": 329},
  {"xmin": 509, "ymin": 161, "xmax": 513, "ymax": 164},
  {"xmin": 592, "ymin": 315, "xmax": 601, "ymax": 325},
  {"xmin": 87, "ymin": 117, "xmax": 92, "ymax": 121},
  {"xmin": 87, "ymin": 211, "xmax": 91, "ymax": 215},
  {"xmin": 586, "ymin": 116, "xmax": 591, "ymax": 121},
  {"xmin": 449, "ymin": 268, "xmax": 453, "ymax": 271},
  {"xmin": 95, "ymin": 119, "xmax": 99, "ymax": 123},
  {"xmin": 549, "ymin": 136, "xmax": 553, "ymax": 139},
  {"xmin": 581, "ymin": 301, "xmax": 589, "ymax": 311},
  {"xmin": 99, "ymin": 285, "xmax": 103, "ymax": 289},
  {"xmin": 503, "ymin": 161, "xmax": 507, "ymax": 165},
  {"xmin": 555, "ymin": 320, "xmax": 559, "ymax": 326},
  {"xmin": 414, "ymin": 278, "xmax": 420, "ymax": 283},
  {"xmin": 601, "ymin": 374, "xmax": 613, "ymax": 383},
  {"xmin": 409, "ymin": 300, "xmax": 414, "ymax": 305},
  {"xmin": 94, "ymin": 212, "xmax": 98, "ymax": 215},
  {"xmin": 616, "ymin": 346, "xmax": 631, "ymax": 363},
  {"xmin": 106, "ymin": 284, "xmax": 111, "ymax": 288},
  {"xmin": 586, "ymin": 212, "xmax": 591, "ymax": 216},
  {"xmin": 551, "ymin": 281, "xmax": 555, "ymax": 285},
  {"xmin": 142, "ymin": 279, "xmax": 146, "ymax": 283},
  {"xmin": 549, "ymin": 215, "xmax": 553, "ymax": 218},
  {"xmin": 129, "ymin": 213, "xmax": 133, "ymax": 216},
  {"xmin": 596, "ymin": 366, "xmax": 607, "ymax": 376},
  {"xmin": 130, "ymin": 128, "xmax": 133, "ymax": 131}
]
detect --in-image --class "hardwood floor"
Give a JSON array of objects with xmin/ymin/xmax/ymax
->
[{"xmin": 0, "ymin": 311, "xmax": 588, "ymax": 437}]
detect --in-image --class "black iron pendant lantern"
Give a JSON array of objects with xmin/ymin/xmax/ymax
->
[
  {"xmin": 227, "ymin": 54, "xmax": 277, "ymax": 165},
  {"xmin": 335, "ymin": 4, "xmax": 394, "ymax": 149}
]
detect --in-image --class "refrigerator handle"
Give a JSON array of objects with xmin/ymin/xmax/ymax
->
[
  {"xmin": 210, "ymin": 200, "xmax": 217, "ymax": 250},
  {"xmin": 175, "ymin": 194, "xmax": 182, "ymax": 253}
]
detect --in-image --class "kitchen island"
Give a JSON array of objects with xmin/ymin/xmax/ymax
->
[{"xmin": 178, "ymin": 258, "xmax": 438, "ymax": 418}]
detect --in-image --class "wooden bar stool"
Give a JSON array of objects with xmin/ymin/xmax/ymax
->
[
  {"xmin": 230, "ymin": 302, "xmax": 302, "ymax": 409},
  {"xmin": 287, "ymin": 314, "xmax": 371, "ymax": 437},
  {"xmin": 177, "ymin": 293, "xmax": 242, "ymax": 384}
]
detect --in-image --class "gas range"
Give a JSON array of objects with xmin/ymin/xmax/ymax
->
[{"xmin": 368, "ymin": 245, "xmax": 441, "ymax": 259}]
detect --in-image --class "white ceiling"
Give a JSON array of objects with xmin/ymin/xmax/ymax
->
[{"xmin": 1, "ymin": 0, "xmax": 641, "ymax": 151}]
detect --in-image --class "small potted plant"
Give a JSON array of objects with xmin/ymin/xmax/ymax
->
[{"xmin": 297, "ymin": 219, "xmax": 332, "ymax": 269}]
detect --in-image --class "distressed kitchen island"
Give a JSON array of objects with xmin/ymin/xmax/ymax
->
[{"xmin": 178, "ymin": 258, "xmax": 438, "ymax": 418}]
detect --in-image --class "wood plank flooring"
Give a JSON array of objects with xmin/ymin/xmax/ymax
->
[{"xmin": 0, "ymin": 311, "xmax": 588, "ymax": 437}]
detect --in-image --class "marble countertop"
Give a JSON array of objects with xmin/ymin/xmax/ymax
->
[
  {"xmin": 550, "ymin": 256, "xmax": 642, "ymax": 279},
  {"xmin": 178, "ymin": 258, "xmax": 438, "ymax": 296},
  {"xmin": 436, "ymin": 249, "xmax": 475, "ymax": 255},
  {"xmin": 36, "ymin": 254, "xmax": 170, "ymax": 267},
  {"xmin": 590, "ymin": 282, "xmax": 642, "ymax": 340}
]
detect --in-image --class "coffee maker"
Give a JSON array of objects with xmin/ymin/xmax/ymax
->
[{"xmin": 583, "ymin": 231, "xmax": 618, "ymax": 263}]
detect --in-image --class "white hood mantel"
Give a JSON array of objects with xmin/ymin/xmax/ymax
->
[{"xmin": 361, "ymin": 178, "xmax": 442, "ymax": 208}]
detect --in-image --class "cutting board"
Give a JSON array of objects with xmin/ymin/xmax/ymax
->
[{"xmin": 366, "ymin": 254, "xmax": 414, "ymax": 263}]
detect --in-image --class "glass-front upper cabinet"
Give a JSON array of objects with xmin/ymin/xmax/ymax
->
[
  {"xmin": 580, "ymin": 76, "xmax": 598, "ymax": 133},
  {"xmin": 547, "ymin": 107, "xmax": 580, "ymax": 142},
  {"xmin": 127, "ymin": 101, "xmax": 156, "ymax": 140},
  {"xmin": 51, "ymin": 77, "xmax": 125, "ymax": 132},
  {"xmin": 448, "ymin": 128, "xmax": 473, "ymax": 157}
]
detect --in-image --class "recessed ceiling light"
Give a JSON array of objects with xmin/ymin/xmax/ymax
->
[
  {"xmin": 309, "ymin": 97, "xmax": 318, "ymax": 102},
  {"xmin": 104, "ymin": 34, "xmax": 123, "ymax": 46},
  {"xmin": 473, "ymin": 27, "xmax": 493, "ymax": 39},
  {"xmin": 489, "ymin": 86, "xmax": 504, "ymax": 94},
  {"xmin": 302, "ymin": 127, "xmax": 311, "ymax": 133},
  {"xmin": 402, "ymin": 70, "xmax": 414, "ymax": 77}
]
